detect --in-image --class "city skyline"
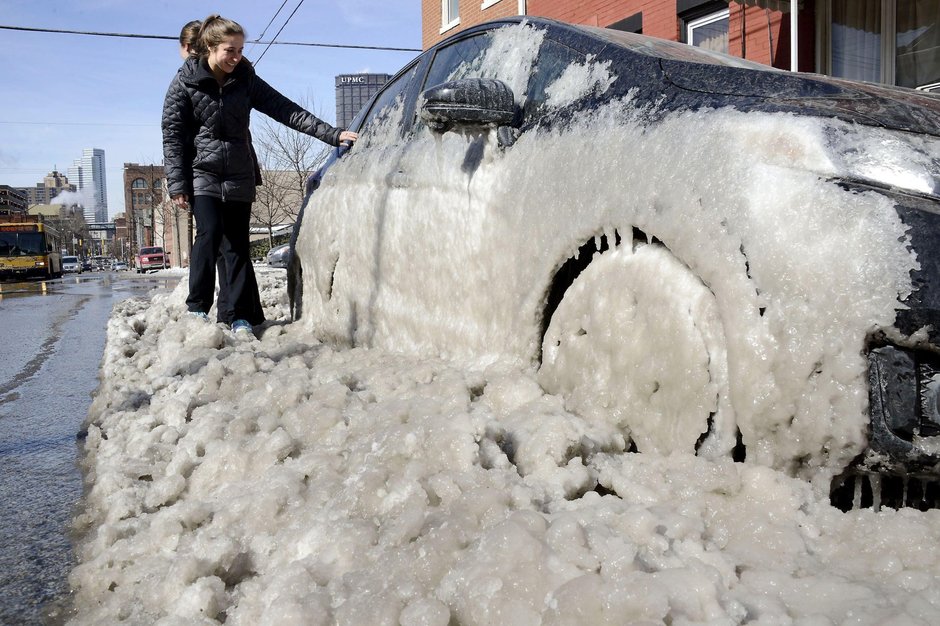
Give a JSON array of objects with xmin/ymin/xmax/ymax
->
[{"xmin": 0, "ymin": 0, "xmax": 422, "ymax": 219}]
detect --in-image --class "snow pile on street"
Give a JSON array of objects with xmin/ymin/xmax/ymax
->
[{"xmin": 67, "ymin": 270, "xmax": 940, "ymax": 624}]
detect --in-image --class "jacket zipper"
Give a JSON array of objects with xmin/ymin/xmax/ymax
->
[{"xmin": 219, "ymin": 81, "xmax": 227, "ymax": 202}]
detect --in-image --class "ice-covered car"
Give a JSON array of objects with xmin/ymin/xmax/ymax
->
[
  {"xmin": 266, "ymin": 243, "xmax": 291, "ymax": 268},
  {"xmin": 289, "ymin": 18, "xmax": 940, "ymax": 509}
]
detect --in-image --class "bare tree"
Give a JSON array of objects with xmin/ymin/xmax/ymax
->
[
  {"xmin": 251, "ymin": 97, "xmax": 332, "ymax": 225},
  {"xmin": 252, "ymin": 170, "xmax": 296, "ymax": 248}
]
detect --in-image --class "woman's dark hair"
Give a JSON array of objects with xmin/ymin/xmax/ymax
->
[
  {"xmin": 179, "ymin": 20, "xmax": 202, "ymax": 57},
  {"xmin": 197, "ymin": 14, "xmax": 246, "ymax": 57}
]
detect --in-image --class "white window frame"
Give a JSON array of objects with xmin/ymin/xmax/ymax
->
[
  {"xmin": 686, "ymin": 8, "xmax": 730, "ymax": 52},
  {"xmin": 441, "ymin": 0, "xmax": 461, "ymax": 34},
  {"xmin": 481, "ymin": 0, "xmax": 502, "ymax": 9}
]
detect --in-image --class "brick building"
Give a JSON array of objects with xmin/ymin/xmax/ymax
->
[
  {"xmin": 123, "ymin": 163, "xmax": 191, "ymax": 268},
  {"xmin": 421, "ymin": 1, "xmax": 940, "ymax": 91}
]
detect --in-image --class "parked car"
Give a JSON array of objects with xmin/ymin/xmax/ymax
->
[
  {"xmin": 111, "ymin": 260, "xmax": 129, "ymax": 272},
  {"xmin": 62, "ymin": 255, "xmax": 82, "ymax": 274},
  {"xmin": 266, "ymin": 243, "xmax": 291, "ymax": 268},
  {"xmin": 135, "ymin": 246, "xmax": 167, "ymax": 273},
  {"xmin": 289, "ymin": 17, "xmax": 940, "ymax": 508}
]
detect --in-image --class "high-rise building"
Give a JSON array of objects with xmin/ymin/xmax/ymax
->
[
  {"xmin": 335, "ymin": 73, "xmax": 392, "ymax": 129},
  {"xmin": 68, "ymin": 148, "xmax": 108, "ymax": 223},
  {"xmin": 16, "ymin": 170, "xmax": 74, "ymax": 205}
]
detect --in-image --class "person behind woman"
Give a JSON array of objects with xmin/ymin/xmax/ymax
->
[{"xmin": 162, "ymin": 14, "xmax": 356, "ymax": 334}]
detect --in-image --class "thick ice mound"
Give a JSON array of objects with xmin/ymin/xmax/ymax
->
[{"xmin": 69, "ymin": 271, "xmax": 940, "ymax": 624}]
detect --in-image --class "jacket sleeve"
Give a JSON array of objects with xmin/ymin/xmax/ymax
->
[
  {"xmin": 249, "ymin": 75, "xmax": 344, "ymax": 147},
  {"xmin": 161, "ymin": 76, "xmax": 195, "ymax": 198}
]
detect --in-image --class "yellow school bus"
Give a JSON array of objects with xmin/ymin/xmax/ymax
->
[{"xmin": 0, "ymin": 221, "xmax": 63, "ymax": 280}]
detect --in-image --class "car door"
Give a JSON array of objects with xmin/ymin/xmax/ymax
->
[{"xmin": 298, "ymin": 22, "xmax": 592, "ymax": 354}]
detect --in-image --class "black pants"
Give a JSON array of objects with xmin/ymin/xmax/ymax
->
[{"xmin": 187, "ymin": 196, "xmax": 265, "ymax": 325}]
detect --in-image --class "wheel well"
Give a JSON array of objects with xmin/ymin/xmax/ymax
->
[
  {"xmin": 540, "ymin": 227, "xmax": 663, "ymax": 359},
  {"xmin": 288, "ymin": 255, "xmax": 302, "ymax": 321},
  {"xmin": 539, "ymin": 227, "xmax": 747, "ymax": 463}
]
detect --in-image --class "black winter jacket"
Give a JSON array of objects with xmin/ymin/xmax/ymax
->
[{"xmin": 162, "ymin": 57, "xmax": 343, "ymax": 203}]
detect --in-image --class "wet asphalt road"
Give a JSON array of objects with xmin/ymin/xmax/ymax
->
[{"xmin": 0, "ymin": 271, "xmax": 181, "ymax": 625}]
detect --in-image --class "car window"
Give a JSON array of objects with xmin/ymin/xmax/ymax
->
[
  {"xmin": 578, "ymin": 24, "xmax": 777, "ymax": 71},
  {"xmin": 358, "ymin": 63, "xmax": 419, "ymax": 134},
  {"xmin": 523, "ymin": 38, "xmax": 588, "ymax": 117},
  {"xmin": 423, "ymin": 33, "xmax": 495, "ymax": 90}
]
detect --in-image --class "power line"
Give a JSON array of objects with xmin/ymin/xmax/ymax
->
[
  {"xmin": 256, "ymin": 0, "xmax": 306, "ymax": 65},
  {"xmin": 0, "ymin": 23, "xmax": 422, "ymax": 52},
  {"xmin": 250, "ymin": 0, "xmax": 292, "ymax": 58},
  {"xmin": 0, "ymin": 121, "xmax": 155, "ymax": 127}
]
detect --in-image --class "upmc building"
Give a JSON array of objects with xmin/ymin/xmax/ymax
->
[{"xmin": 335, "ymin": 73, "xmax": 392, "ymax": 129}]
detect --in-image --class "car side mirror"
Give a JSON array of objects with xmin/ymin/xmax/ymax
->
[{"xmin": 419, "ymin": 78, "xmax": 516, "ymax": 134}]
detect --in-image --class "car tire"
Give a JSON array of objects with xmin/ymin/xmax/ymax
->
[{"xmin": 538, "ymin": 240, "xmax": 737, "ymax": 458}]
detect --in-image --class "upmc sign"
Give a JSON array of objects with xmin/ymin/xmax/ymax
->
[{"xmin": 339, "ymin": 76, "xmax": 366, "ymax": 84}]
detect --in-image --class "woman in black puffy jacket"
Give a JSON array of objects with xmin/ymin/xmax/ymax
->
[{"xmin": 162, "ymin": 14, "xmax": 357, "ymax": 334}]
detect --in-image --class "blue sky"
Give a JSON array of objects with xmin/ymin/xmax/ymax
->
[{"xmin": 0, "ymin": 0, "xmax": 422, "ymax": 217}]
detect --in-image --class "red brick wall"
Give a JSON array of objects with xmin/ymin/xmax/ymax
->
[
  {"xmin": 423, "ymin": 0, "xmax": 523, "ymax": 50},
  {"xmin": 727, "ymin": 3, "xmax": 813, "ymax": 71},
  {"xmin": 529, "ymin": 0, "xmax": 677, "ymax": 39},
  {"xmin": 421, "ymin": 1, "xmax": 816, "ymax": 71}
]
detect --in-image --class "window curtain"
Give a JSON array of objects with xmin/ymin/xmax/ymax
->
[
  {"xmin": 830, "ymin": 0, "xmax": 881, "ymax": 82},
  {"xmin": 896, "ymin": 0, "xmax": 940, "ymax": 89},
  {"xmin": 690, "ymin": 12, "xmax": 730, "ymax": 54}
]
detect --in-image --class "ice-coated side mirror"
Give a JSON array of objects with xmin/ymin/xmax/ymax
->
[{"xmin": 419, "ymin": 77, "xmax": 516, "ymax": 133}]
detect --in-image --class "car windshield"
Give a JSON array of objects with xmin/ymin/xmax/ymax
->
[
  {"xmin": 575, "ymin": 25, "xmax": 780, "ymax": 71},
  {"xmin": 140, "ymin": 247, "xmax": 162, "ymax": 255},
  {"xmin": 63, "ymin": 256, "xmax": 78, "ymax": 263}
]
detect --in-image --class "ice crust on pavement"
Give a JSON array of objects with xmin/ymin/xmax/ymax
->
[
  {"xmin": 69, "ymin": 22, "xmax": 940, "ymax": 625},
  {"xmin": 70, "ymin": 271, "xmax": 940, "ymax": 624}
]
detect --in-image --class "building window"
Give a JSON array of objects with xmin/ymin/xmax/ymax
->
[
  {"xmin": 608, "ymin": 12, "xmax": 643, "ymax": 35},
  {"xmin": 897, "ymin": 0, "xmax": 939, "ymax": 90},
  {"xmin": 826, "ymin": 0, "xmax": 940, "ymax": 90},
  {"xmin": 687, "ymin": 9, "xmax": 730, "ymax": 53},
  {"xmin": 481, "ymin": 0, "xmax": 501, "ymax": 9},
  {"xmin": 131, "ymin": 178, "xmax": 147, "ymax": 189},
  {"xmin": 441, "ymin": 0, "xmax": 460, "ymax": 33}
]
